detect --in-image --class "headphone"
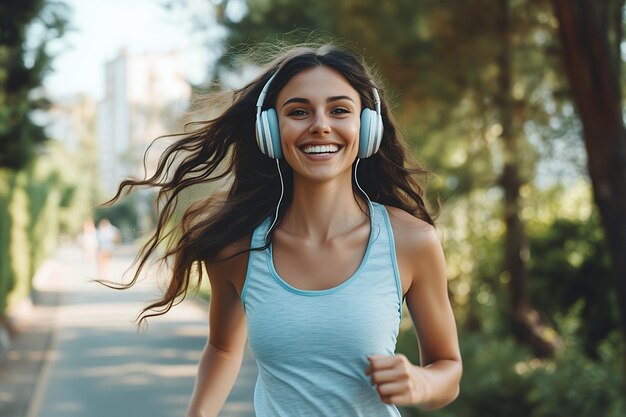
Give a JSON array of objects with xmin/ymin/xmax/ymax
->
[{"xmin": 255, "ymin": 71, "xmax": 384, "ymax": 160}]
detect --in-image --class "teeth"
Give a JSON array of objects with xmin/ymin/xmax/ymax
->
[{"xmin": 302, "ymin": 144, "xmax": 340, "ymax": 154}]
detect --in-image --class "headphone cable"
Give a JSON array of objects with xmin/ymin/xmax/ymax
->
[
  {"xmin": 265, "ymin": 158, "xmax": 370, "ymax": 245},
  {"xmin": 354, "ymin": 158, "xmax": 372, "ymax": 208},
  {"xmin": 265, "ymin": 158, "xmax": 285, "ymax": 245}
]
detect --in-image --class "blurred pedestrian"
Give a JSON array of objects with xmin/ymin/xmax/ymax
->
[
  {"xmin": 107, "ymin": 44, "xmax": 462, "ymax": 416},
  {"xmin": 79, "ymin": 218, "xmax": 98, "ymax": 263},
  {"xmin": 96, "ymin": 218, "xmax": 120, "ymax": 279}
]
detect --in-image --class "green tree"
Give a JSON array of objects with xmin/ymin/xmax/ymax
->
[
  {"xmin": 0, "ymin": 0, "xmax": 72, "ymax": 314},
  {"xmin": 0, "ymin": 0, "xmax": 70, "ymax": 170},
  {"xmin": 552, "ymin": 0, "xmax": 626, "ymax": 364}
]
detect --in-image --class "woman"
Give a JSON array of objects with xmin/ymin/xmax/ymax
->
[
  {"xmin": 111, "ymin": 44, "xmax": 461, "ymax": 416},
  {"xmin": 95, "ymin": 218, "xmax": 120, "ymax": 279}
]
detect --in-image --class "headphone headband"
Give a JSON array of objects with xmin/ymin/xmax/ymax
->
[
  {"xmin": 256, "ymin": 72, "xmax": 278, "ymax": 108},
  {"xmin": 372, "ymin": 87, "xmax": 381, "ymax": 114}
]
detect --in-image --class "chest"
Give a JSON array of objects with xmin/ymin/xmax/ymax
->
[
  {"xmin": 246, "ymin": 277, "xmax": 401, "ymax": 364},
  {"xmin": 271, "ymin": 236, "xmax": 369, "ymax": 291},
  {"xmin": 271, "ymin": 214, "xmax": 372, "ymax": 289},
  {"xmin": 243, "ymin": 218, "xmax": 403, "ymax": 365}
]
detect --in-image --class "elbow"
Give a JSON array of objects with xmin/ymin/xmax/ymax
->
[
  {"xmin": 447, "ymin": 381, "xmax": 461, "ymax": 405},
  {"xmin": 440, "ymin": 360, "xmax": 462, "ymax": 408},
  {"xmin": 448, "ymin": 360, "xmax": 462, "ymax": 403},
  {"xmin": 420, "ymin": 385, "xmax": 460, "ymax": 411},
  {"xmin": 420, "ymin": 359, "xmax": 462, "ymax": 410}
]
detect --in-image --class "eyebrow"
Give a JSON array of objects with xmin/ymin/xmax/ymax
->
[{"xmin": 282, "ymin": 95, "xmax": 355, "ymax": 108}]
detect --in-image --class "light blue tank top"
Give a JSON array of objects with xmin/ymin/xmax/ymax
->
[{"xmin": 241, "ymin": 201, "xmax": 403, "ymax": 417}]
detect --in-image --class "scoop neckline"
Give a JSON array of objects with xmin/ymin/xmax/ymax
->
[{"xmin": 267, "ymin": 200, "xmax": 376, "ymax": 297}]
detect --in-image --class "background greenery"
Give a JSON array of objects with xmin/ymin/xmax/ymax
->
[
  {"xmin": 0, "ymin": 0, "xmax": 83, "ymax": 316},
  {"xmin": 1, "ymin": 0, "xmax": 625, "ymax": 415},
  {"xmin": 192, "ymin": 0, "xmax": 625, "ymax": 414}
]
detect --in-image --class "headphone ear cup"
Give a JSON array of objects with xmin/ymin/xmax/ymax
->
[
  {"xmin": 360, "ymin": 108, "xmax": 384, "ymax": 158},
  {"xmin": 359, "ymin": 108, "xmax": 372, "ymax": 158},
  {"xmin": 255, "ymin": 115, "xmax": 268, "ymax": 156},
  {"xmin": 266, "ymin": 108, "xmax": 282, "ymax": 159},
  {"xmin": 256, "ymin": 109, "xmax": 282, "ymax": 159},
  {"xmin": 372, "ymin": 110, "xmax": 383, "ymax": 155}
]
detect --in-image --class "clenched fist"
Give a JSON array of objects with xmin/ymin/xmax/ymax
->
[{"xmin": 365, "ymin": 354, "xmax": 430, "ymax": 406}]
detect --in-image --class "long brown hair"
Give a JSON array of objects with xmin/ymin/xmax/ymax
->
[{"xmin": 106, "ymin": 44, "xmax": 435, "ymax": 324}]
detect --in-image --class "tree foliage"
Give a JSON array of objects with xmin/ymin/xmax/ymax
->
[
  {"xmin": 0, "ymin": 0, "xmax": 70, "ymax": 170},
  {"xmin": 0, "ymin": 140, "xmax": 89, "ymax": 314},
  {"xmin": 552, "ymin": 0, "xmax": 626, "ymax": 360},
  {"xmin": 0, "ymin": 0, "xmax": 75, "ymax": 314}
]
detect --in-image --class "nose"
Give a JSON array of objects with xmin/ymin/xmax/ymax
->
[{"xmin": 308, "ymin": 111, "xmax": 331, "ymax": 135}]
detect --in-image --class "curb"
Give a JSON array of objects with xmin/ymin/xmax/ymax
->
[
  {"xmin": 24, "ymin": 259, "xmax": 64, "ymax": 417},
  {"xmin": 0, "ymin": 258, "xmax": 61, "ymax": 417},
  {"xmin": 24, "ymin": 312, "xmax": 60, "ymax": 417}
]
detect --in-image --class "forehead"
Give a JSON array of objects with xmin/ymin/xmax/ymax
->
[{"xmin": 277, "ymin": 66, "xmax": 361, "ymax": 105}]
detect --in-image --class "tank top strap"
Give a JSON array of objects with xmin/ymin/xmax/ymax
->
[
  {"xmin": 250, "ymin": 217, "xmax": 271, "ymax": 248},
  {"xmin": 368, "ymin": 201, "xmax": 403, "ymax": 319},
  {"xmin": 241, "ymin": 217, "xmax": 271, "ymax": 310},
  {"xmin": 369, "ymin": 200, "xmax": 383, "ymax": 229}
]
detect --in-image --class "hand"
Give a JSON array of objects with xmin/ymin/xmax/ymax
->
[{"xmin": 365, "ymin": 354, "xmax": 429, "ymax": 406}]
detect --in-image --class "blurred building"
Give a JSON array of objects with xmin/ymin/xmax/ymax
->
[
  {"xmin": 46, "ymin": 93, "xmax": 98, "ymax": 152},
  {"xmin": 98, "ymin": 49, "xmax": 191, "ymax": 195}
]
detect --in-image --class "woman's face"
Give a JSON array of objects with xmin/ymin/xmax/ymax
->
[{"xmin": 276, "ymin": 65, "xmax": 362, "ymax": 183}]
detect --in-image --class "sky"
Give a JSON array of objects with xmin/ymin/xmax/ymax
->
[{"xmin": 44, "ymin": 0, "xmax": 214, "ymax": 100}]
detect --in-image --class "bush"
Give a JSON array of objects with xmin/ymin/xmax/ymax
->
[
  {"xmin": 396, "ymin": 303, "xmax": 625, "ymax": 417},
  {"xmin": 528, "ymin": 304, "xmax": 625, "ymax": 417},
  {"xmin": 0, "ymin": 170, "xmax": 32, "ymax": 313},
  {"xmin": 0, "ymin": 142, "xmax": 94, "ymax": 315},
  {"xmin": 398, "ymin": 329, "xmax": 534, "ymax": 417}
]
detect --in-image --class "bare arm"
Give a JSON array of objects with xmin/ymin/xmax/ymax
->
[
  {"xmin": 402, "ymin": 227, "xmax": 462, "ymax": 409},
  {"xmin": 186, "ymin": 247, "xmax": 249, "ymax": 417},
  {"xmin": 367, "ymin": 211, "xmax": 462, "ymax": 410}
]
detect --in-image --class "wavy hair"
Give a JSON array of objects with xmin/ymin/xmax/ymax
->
[{"xmin": 106, "ymin": 44, "xmax": 435, "ymax": 324}]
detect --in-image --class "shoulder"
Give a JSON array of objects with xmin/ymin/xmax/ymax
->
[
  {"xmin": 213, "ymin": 235, "xmax": 253, "ymax": 261},
  {"xmin": 384, "ymin": 205, "xmax": 439, "ymax": 250},
  {"xmin": 206, "ymin": 235, "xmax": 252, "ymax": 296},
  {"xmin": 383, "ymin": 205, "xmax": 445, "ymax": 292}
]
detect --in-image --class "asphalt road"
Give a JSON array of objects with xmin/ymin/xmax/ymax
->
[{"xmin": 28, "ymin": 245, "xmax": 256, "ymax": 417}]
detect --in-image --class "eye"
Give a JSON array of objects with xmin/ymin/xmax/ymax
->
[
  {"xmin": 287, "ymin": 109, "xmax": 308, "ymax": 117},
  {"xmin": 331, "ymin": 107, "xmax": 351, "ymax": 115}
]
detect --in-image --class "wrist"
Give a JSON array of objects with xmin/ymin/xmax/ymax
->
[
  {"xmin": 410, "ymin": 360, "xmax": 462, "ymax": 410},
  {"xmin": 409, "ymin": 364, "xmax": 431, "ymax": 407}
]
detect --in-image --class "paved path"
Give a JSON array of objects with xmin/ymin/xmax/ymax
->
[{"xmin": 25, "ymin": 244, "xmax": 257, "ymax": 417}]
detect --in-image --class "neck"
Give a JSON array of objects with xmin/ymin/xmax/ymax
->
[{"xmin": 280, "ymin": 171, "xmax": 369, "ymax": 243}]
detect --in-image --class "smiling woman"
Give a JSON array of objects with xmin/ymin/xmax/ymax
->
[{"xmin": 105, "ymin": 44, "xmax": 462, "ymax": 417}]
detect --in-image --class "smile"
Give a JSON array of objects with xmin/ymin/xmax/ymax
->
[{"xmin": 301, "ymin": 144, "xmax": 341, "ymax": 154}]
